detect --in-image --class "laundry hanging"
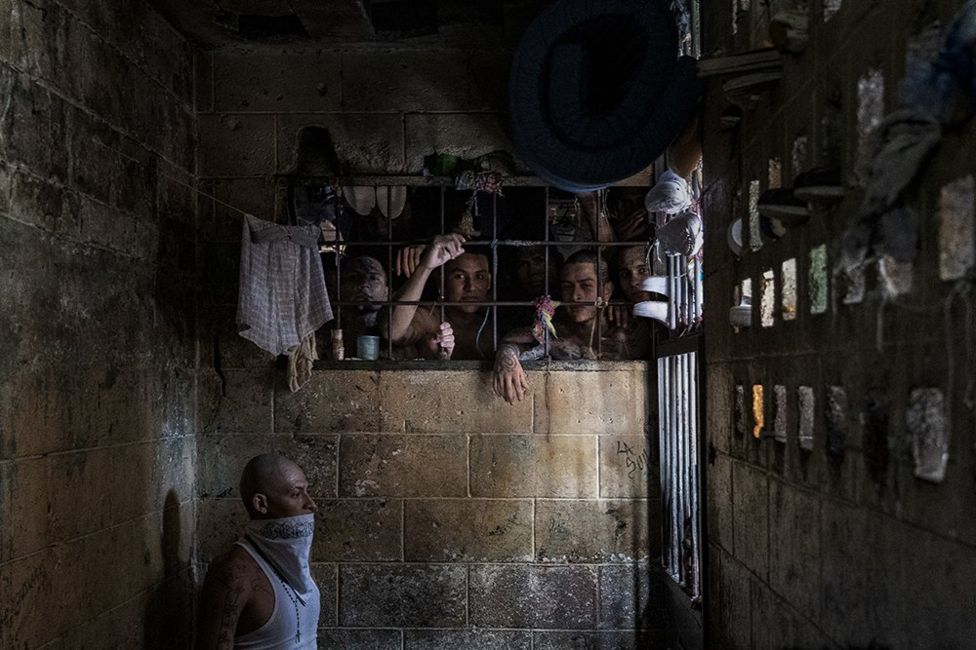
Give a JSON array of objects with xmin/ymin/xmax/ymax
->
[
  {"xmin": 237, "ymin": 214, "xmax": 334, "ymax": 358},
  {"xmin": 343, "ymin": 185, "xmax": 408, "ymax": 219}
]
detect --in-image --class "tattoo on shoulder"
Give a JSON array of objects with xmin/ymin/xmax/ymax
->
[
  {"xmin": 204, "ymin": 553, "xmax": 255, "ymax": 648},
  {"xmin": 211, "ymin": 554, "xmax": 253, "ymax": 589}
]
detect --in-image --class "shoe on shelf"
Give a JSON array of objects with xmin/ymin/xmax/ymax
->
[
  {"xmin": 640, "ymin": 276, "xmax": 670, "ymax": 296},
  {"xmin": 729, "ymin": 304, "xmax": 752, "ymax": 328},
  {"xmin": 644, "ymin": 169, "xmax": 693, "ymax": 215},
  {"xmin": 633, "ymin": 300, "xmax": 669, "ymax": 326},
  {"xmin": 757, "ymin": 187, "xmax": 810, "ymax": 225},
  {"xmin": 793, "ymin": 167, "xmax": 845, "ymax": 202},
  {"xmin": 657, "ymin": 211, "xmax": 703, "ymax": 257}
]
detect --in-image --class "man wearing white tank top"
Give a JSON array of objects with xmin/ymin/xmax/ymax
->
[{"xmin": 197, "ymin": 454, "xmax": 321, "ymax": 649}]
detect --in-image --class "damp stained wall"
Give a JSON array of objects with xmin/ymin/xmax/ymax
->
[
  {"xmin": 701, "ymin": 0, "xmax": 976, "ymax": 646},
  {"xmin": 0, "ymin": 0, "xmax": 198, "ymax": 647},
  {"xmin": 198, "ymin": 365, "xmax": 660, "ymax": 647},
  {"xmin": 194, "ymin": 43, "xmax": 663, "ymax": 647}
]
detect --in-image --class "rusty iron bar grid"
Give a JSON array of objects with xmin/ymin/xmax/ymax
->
[{"xmin": 333, "ymin": 185, "xmax": 638, "ymax": 358}]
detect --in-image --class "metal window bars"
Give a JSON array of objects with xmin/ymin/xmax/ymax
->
[
  {"xmin": 314, "ymin": 178, "xmax": 648, "ymax": 361},
  {"xmin": 657, "ymin": 349, "xmax": 701, "ymax": 600},
  {"xmin": 662, "ymin": 252, "xmax": 704, "ymax": 332},
  {"xmin": 653, "ymin": 204, "xmax": 704, "ymax": 605}
]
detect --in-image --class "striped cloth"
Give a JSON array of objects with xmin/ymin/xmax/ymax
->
[{"xmin": 237, "ymin": 214, "xmax": 333, "ymax": 356}]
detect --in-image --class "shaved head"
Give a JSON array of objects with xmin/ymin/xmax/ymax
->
[
  {"xmin": 240, "ymin": 454, "xmax": 310, "ymax": 519},
  {"xmin": 340, "ymin": 255, "xmax": 388, "ymax": 312},
  {"xmin": 343, "ymin": 255, "xmax": 385, "ymax": 277}
]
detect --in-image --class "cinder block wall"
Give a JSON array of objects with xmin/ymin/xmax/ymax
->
[
  {"xmin": 194, "ymin": 41, "xmax": 663, "ymax": 647},
  {"xmin": 701, "ymin": 0, "xmax": 976, "ymax": 646},
  {"xmin": 0, "ymin": 0, "xmax": 198, "ymax": 647},
  {"xmin": 197, "ymin": 365, "xmax": 660, "ymax": 647},
  {"xmin": 194, "ymin": 43, "xmax": 518, "ymax": 235}
]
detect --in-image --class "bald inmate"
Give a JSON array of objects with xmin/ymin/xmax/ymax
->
[{"xmin": 196, "ymin": 454, "xmax": 320, "ymax": 649}]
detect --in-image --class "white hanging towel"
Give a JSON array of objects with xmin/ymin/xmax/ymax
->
[{"xmin": 237, "ymin": 214, "xmax": 333, "ymax": 356}]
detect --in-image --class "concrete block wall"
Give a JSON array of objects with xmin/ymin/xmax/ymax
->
[
  {"xmin": 195, "ymin": 43, "xmax": 518, "ymax": 198},
  {"xmin": 0, "ymin": 0, "xmax": 198, "ymax": 647},
  {"xmin": 194, "ymin": 37, "xmax": 666, "ymax": 650},
  {"xmin": 197, "ymin": 365, "xmax": 662, "ymax": 648},
  {"xmin": 193, "ymin": 43, "xmax": 525, "ymax": 420},
  {"xmin": 700, "ymin": 0, "xmax": 976, "ymax": 646}
]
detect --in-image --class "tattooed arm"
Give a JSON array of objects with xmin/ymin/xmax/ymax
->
[
  {"xmin": 493, "ymin": 343, "xmax": 529, "ymax": 404},
  {"xmin": 195, "ymin": 549, "xmax": 258, "ymax": 650},
  {"xmin": 492, "ymin": 327, "xmax": 540, "ymax": 404}
]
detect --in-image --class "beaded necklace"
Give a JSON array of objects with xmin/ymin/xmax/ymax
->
[
  {"xmin": 248, "ymin": 540, "xmax": 305, "ymax": 644},
  {"xmin": 272, "ymin": 569, "xmax": 303, "ymax": 645}
]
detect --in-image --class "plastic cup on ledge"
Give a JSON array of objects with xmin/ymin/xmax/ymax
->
[{"xmin": 357, "ymin": 335, "xmax": 380, "ymax": 361}]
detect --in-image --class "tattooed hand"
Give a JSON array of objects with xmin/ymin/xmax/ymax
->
[{"xmin": 493, "ymin": 344, "xmax": 529, "ymax": 404}]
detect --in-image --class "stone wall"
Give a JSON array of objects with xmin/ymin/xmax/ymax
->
[
  {"xmin": 194, "ymin": 40, "xmax": 663, "ymax": 648},
  {"xmin": 197, "ymin": 364, "xmax": 661, "ymax": 648},
  {"xmin": 194, "ymin": 43, "xmax": 518, "ymax": 228},
  {"xmin": 700, "ymin": 0, "xmax": 976, "ymax": 646},
  {"xmin": 197, "ymin": 45, "xmax": 660, "ymax": 649},
  {"xmin": 0, "ymin": 0, "xmax": 198, "ymax": 647}
]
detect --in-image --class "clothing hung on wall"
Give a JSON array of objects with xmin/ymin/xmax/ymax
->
[{"xmin": 237, "ymin": 214, "xmax": 333, "ymax": 358}]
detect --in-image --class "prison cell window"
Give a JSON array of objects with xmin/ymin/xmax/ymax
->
[
  {"xmin": 938, "ymin": 175, "xmax": 976, "ymax": 281},
  {"xmin": 809, "ymin": 244, "xmax": 828, "ymax": 314},
  {"xmin": 774, "ymin": 385, "xmax": 788, "ymax": 443},
  {"xmin": 657, "ymin": 351, "xmax": 701, "ymax": 598},
  {"xmin": 749, "ymin": 180, "xmax": 762, "ymax": 251},
  {"xmin": 768, "ymin": 157, "xmax": 782, "ymax": 190},
  {"xmin": 824, "ymin": 385, "xmax": 848, "ymax": 458},
  {"xmin": 823, "ymin": 0, "xmax": 841, "ymax": 21},
  {"xmin": 782, "ymin": 258, "xmax": 797, "ymax": 320},
  {"xmin": 735, "ymin": 384, "xmax": 747, "ymax": 436},
  {"xmin": 855, "ymin": 69, "xmax": 885, "ymax": 186},
  {"xmin": 752, "ymin": 384, "xmax": 765, "ymax": 439},
  {"xmin": 791, "ymin": 136, "xmax": 810, "ymax": 179},
  {"xmin": 315, "ymin": 181, "xmax": 659, "ymax": 363},
  {"xmin": 798, "ymin": 386, "xmax": 815, "ymax": 450},
  {"xmin": 906, "ymin": 388, "xmax": 949, "ymax": 483},
  {"xmin": 879, "ymin": 255, "xmax": 913, "ymax": 296}
]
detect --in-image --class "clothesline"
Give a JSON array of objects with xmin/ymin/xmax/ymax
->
[{"xmin": 163, "ymin": 170, "xmax": 256, "ymax": 221}]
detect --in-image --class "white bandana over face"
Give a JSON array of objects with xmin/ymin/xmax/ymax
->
[{"xmin": 244, "ymin": 513, "xmax": 316, "ymax": 604}]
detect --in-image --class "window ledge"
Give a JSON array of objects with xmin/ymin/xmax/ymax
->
[{"xmin": 312, "ymin": 359, "xmax": 650, "ymax": 372}]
